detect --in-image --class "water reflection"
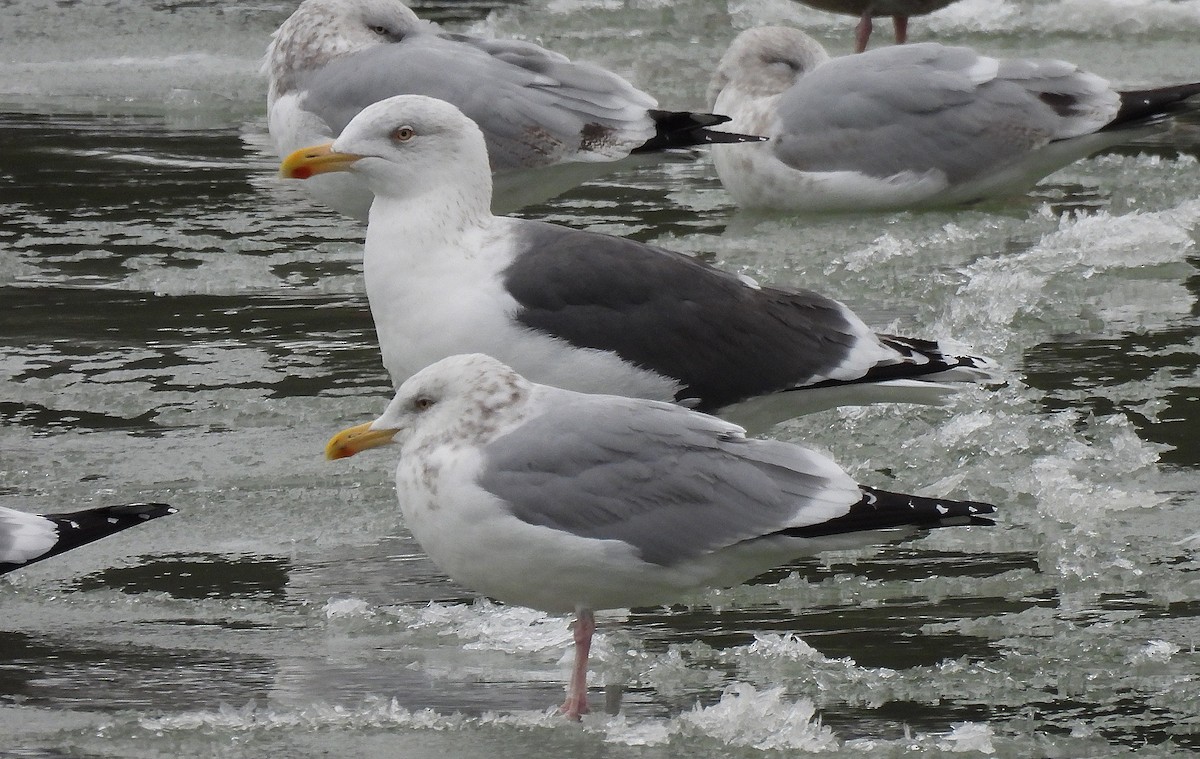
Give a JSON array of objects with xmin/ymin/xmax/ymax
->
[
  {"xmin": 73, "ymin": 553, "xmax": 290, "ymax": 600},
  {"xmin": 0, "ymin": 629, "xmax": 276, "ymax": 713},
  {"xmin": 1023, "ymin": 316, "xmax": 1200, "ymax": 466}
]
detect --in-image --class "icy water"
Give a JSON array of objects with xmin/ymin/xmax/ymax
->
[{"xmin": 2, "ymin": 0, "xmax": 1200, "ymax": 756}]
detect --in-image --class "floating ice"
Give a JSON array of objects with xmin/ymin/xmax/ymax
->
[
  {"xmin": 138, "ymin": 697, "xmax": 475, "ymax": 734},
  {"xmin": 927, "ymin": 0, "xmax": 1200, "ymax": 37},
  {"xmin": 323, "ymin": 597, "xmax": 375, "ymax": 620},
  {"xmin": 937, "ymin": 721, "xmax": 997, "ymax": 753},
  {"xmin": 382, "ymin": 600, "xmax": 576, "ymax": 656},
  {"xmin": 939, "ymin": 200, "xmax": 1200, "ymax": 354},
  {"xmin": 676, "ymin": 683, "xmax": 839, "ymax": 751},
  {"xmin": 732, "ymin": 0, "xmax": 1200, "ymax": 39},
  {"xmin": 743, "ymin": 632, "xmax": 833, "ymax": 663},
  {"xmin": 1128, "ymin": 639, "xmax": 1181, "ymax": 664}
]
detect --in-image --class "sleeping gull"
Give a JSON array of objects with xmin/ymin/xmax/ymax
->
[
  {"xmin": 1, "ymin": 503, "xmax": 176, "ymax": 575},
  {"xmin": 325, "ymin": 352, "xmax": 998, "ymax": 719},
  {"xmin": 280, "ymin": 94, "xmax": 996, "ymax": 431},
  {"xmin": 265, "ymin": 0, "xmax": 761, "ymax": 218},
  {"xmin": 792, "ymin": 1, "xmax": 962, "ymax": 52},
  {"xmin": 708, "ymin": 27, "xmax": 1200, "ymax": 212}
]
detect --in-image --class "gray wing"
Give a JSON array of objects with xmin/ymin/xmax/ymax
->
[
  {"xmin": 477, "ymin": 392, "xmax": 861, "ymax": 567},
  {"xmin": 773, "ymin": 43, "xmax": 1119, "ymax": 183},
  {"xmin": 296, "ymin": 32, "xmax": 657, "ymax": 170},
  {"xmin": 503, "ymin": 219, "xmax": 893, "ymax": 413}
]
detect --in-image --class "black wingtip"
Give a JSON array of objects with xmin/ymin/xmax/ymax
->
[
  {"xmin": 634, "ymin": 109, "xmax": 767, "ymax": 153},
  {"xmin": 102, "ymin": 502, "xmax": 178, "ymax": 520},
  {"xmin": 1108, "ymin": 82, "xmax": 1200, "ymax": 131},
  {"xmin": 798, "ymin": 334, "xmax": 996, "ymax": 390},
  {"xmin": 0, "ymin": 502, "xmax": 176, "ymax": 576},
  {"xmin": 784, "ymin": 486, "xmax": 997, "ymax": 539}
]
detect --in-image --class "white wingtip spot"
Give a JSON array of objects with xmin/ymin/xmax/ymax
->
[{"xmin": 737, "ymin": 273, "xmax": 761, "ymax": 290}]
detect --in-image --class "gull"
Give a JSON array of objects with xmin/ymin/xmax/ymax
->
[
  {"xmin": 0, "ymin": 503, "xmax": 176, "ymax": 576},
  {"xmin": 791, "ymin": 0, "xmax": 962, "ymax": 52},
  {"xmin": 265, "ymin": 0, "xmax": 760, "ymax": 218},
  {"xmin": 325, "ymin": 352, "xmax": 998, "ymax": 719},
  {"xmin": 708, "ymin": 26, "xmax": 1200, "ymax": 212},
  {"xmin": 280, "ymin": 94, "xmax": 996, "ymax": 432}
]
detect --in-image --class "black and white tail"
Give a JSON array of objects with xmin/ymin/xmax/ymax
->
[
  {"xmin": 635, "ymin": 110, "xmax": 766, "ymax": 153},
  {"xmin": 784, "ymin": 486, "xmax": 996, "ymax": 539},
  {"xmin": 0, "ymin": 503, "xmax": 176, "ymax": 575}
]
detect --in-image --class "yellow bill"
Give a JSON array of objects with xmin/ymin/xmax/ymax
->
[
  {"xmin": 280, "ymin": 143, "xmax": 363, "ymax": 179},
  {"xmin": 326, "ymin": 421, "xmax": 398, "ymax": 460}
]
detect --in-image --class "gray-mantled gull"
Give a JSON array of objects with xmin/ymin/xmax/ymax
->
[
  {"xmin": 0, "ymin": 503, "xmax": 176, "ymax": 575},
  {"xmin": 325, "ymin": 352, "xmax": 998, "ymax": 719},
  {"xmin": 265, "ymin": 0, "xmax": 761, "ymax": 219},
  {"xmin": 708, "ymin": 27, "xmax": 1200, "ymax": 212},
  {"xmin": 792, "ymin": 1, "xmax": 962, "ymax": 52},
  {"xmin": 280, "ymin": 95, "xmax": 997, "ymax": 432}
]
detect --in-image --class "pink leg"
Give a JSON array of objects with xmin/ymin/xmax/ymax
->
[
  {"xmin": 893, "ymin": 15, "xmax": 910, "ymax": 44},
  {"xmin": 854, "ymin": 12, "xmax": 873, "ymax": 52},
  {"xmin": 559, "ymin": 608, "xmax": 595, "ymax": 720}
]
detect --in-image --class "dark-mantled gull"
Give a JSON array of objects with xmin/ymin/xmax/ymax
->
[
  {"xmin": 792, "ymin": 0, "xmax": 962, "ymax": 52},
  {"xmin": 708, "ymin": 26, "xmax": 1200, "ymax": 212},
  {"xmin": 280, "ymin": 95, "xmax": 996, "ymax": 431},
  {"xmin": 0, "ymin": 503, "xmax": 176, "ymax": 575},
  {"xmin": 265, "ymin": 0, "xmax": 760, "ymax": 219},
  {"xmin": 325, "ymin": 352, "xmax": 998, "ymax": 719}
]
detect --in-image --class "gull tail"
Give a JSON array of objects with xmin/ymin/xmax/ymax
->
[
  {"xmin": 635, "ymin": 110, "xmax": 766, "ymax": 153},
  {"xmin": 0, "ymin": 503, "xmax": 176, "ymax": 575},
  {"xmin": 1108, "ymin": 83, "xmax": 1200, "ymax": 131},
  {"xmin": 718, "ymin": 337, "xmax": 998, "ymax": 433},
  {"xmin": 874, "ymin": 334, "xmax": 1000, "ymax": 385},
  {"xmin": 784, "ymin": 487, "xmax": 996, "ymax": 539},
  {"xmin": 800, "ymin": 334, "xmax": 999, "ymax": 391}
]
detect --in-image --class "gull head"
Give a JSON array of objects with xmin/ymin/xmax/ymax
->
[
  {"xmin": 326, "ymin": 354, "xmax": 532, "ymax": 460},
  {"xmin": 281, "ymin": 95, "xmax": 492, "ymax": 203},
  {"xmin": 267, "ymin": 0, "xmax": 427, "ymax": 95},
  {"xmin": 709, "ymin": 27, "xmax": 831, "ymax": 104}
]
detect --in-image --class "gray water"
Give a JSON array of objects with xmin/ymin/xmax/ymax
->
[{"xmin": 2, "ymin": 0, "xmax": 1200, "ymax": 756}]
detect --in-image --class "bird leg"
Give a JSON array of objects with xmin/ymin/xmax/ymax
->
[
  {"xmin": 854, "ymin": 11, "xmax": 873, "ymax": 52},
  {"xmin": 892, "ymin": 14, "xmax": 910, "ymax": 44},
  {"xmin": 559, "ymin": 607, "xmax": 595, "ymax": 720}
]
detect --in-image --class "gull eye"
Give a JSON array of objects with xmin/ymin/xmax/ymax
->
[
  {"xmin": 370, "ymin": 25, "xmax": 389, "ymax": 35},
  {"xmin": 413, "ymin": 396, "xmax": 435, "ymax": 411},
  {"xmin": 768, "ymin": 57, "xmax": 800, "ymax": 73},
  {"xmin": 392, "ymin": 125, "xmax": 416, "ymax": 143}
]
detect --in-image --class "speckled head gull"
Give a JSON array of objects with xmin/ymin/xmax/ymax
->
[
  {"xmin": 708, "ymin": 26, "xmax": 1200, "ymax": 212},
  {"xmin": 325, "ymin": 353, "xmax": 997, "ymax": 719},
  {"xmin": 265, "ymin": 0, "xmax": 759, "ymax": 218},
  {"xmin": 282, "ymin": 94, "xmax": 999, "ymax": 432},
  {"xmin": 0, "ymin": 503, "xmax": 176, "ymax": 575}
]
